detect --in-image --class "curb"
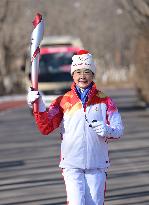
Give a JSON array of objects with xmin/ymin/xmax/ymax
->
[{"xmin": 0, "ymin": 95, "xmax": 26, "ymax": 112}]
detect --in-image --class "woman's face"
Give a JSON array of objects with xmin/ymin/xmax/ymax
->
[{"xmin": 72, "ymin": 69, "xmax": 94, "ymax": 89}]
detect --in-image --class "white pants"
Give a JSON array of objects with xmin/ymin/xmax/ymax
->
[{"xmin": 62, "ymin": 168, "xmax": 106, "ymax": 205}]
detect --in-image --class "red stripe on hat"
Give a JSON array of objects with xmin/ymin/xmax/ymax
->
[
  {"xmin": 32, "ymin": 13, "xmax": 42, "ymax": 28},
  {"xmin": 77, "ymin": 49, "xmax": 90, "ymax": 55}
]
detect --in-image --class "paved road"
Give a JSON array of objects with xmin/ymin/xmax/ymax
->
[{"xmin": 0, "ymin": 88, "xmax": 149, "ymax": 205}]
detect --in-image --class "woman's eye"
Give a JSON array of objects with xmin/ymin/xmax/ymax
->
[{"xmin": 84, "ymin": 71, "xmax": 90, "ymax": 74}]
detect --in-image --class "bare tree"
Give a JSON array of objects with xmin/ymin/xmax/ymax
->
[
  {"xmin": 120, "ymin": 0, "xmax": 149, "ymax": 104},
  {"xmin": 0, "ymin": 0, "xmax": 140, "ymax": 94},
  {"xmin": 0, "ymin": 0, "xmax": 33, "ymax": 94}
]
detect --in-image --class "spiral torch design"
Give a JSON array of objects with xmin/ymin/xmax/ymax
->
[{"xmin": 31, "ymin": 13, "xmax": 44, "ymax": 112}]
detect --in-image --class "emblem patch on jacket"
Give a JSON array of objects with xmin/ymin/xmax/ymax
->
[{"xmin": 95, "ymin": 107, "xmax": 98, "ymax": 111}]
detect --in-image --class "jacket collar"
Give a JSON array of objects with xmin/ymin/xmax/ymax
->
[
  {"xmin": 71, "ymin": 81, "xmax": 96, "ymax": 91},
  {"xmin": 71, "ymin": 82, "xmax": 98, "ymax": 107}
]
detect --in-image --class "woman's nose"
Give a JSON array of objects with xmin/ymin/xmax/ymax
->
[
  {"xmin": 80, "ymin": 75, "xmax": 86, "ymax": 79},
  {"xmin": 80, "ymin": 73, "xmax": 86, "ymax": 77}
]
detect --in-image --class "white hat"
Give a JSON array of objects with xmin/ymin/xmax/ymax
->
[{"xmin": 71, "ymin": 50, "xmax": 96, "ymax": 75}]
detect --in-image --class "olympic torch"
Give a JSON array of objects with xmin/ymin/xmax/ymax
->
[{"xmin": 31, "ymin": 13, "xmax": 44, "ymax": 112}]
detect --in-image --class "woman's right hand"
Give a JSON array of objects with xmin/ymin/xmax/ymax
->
[{"xmin": 27, "ymin": 87, "xmax": 46, "ymax": 112}]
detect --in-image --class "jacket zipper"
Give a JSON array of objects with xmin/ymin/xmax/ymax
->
[{"xmin": 83, "ymin": 105, "xmax": 88, "ymax": 169}]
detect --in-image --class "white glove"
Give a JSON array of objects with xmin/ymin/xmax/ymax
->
[
  {"xmin": 90, "ymin": 121, "xmax": 109, "ymax": 137},
  {"xmin": 27, "ymin": 87, "xmax": 46, "ymax": 112},
  {"xmin": 90, "ymin": 120, "xmax": 122, "ymax": 139}
]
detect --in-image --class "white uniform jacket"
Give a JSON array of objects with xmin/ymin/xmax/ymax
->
[{"xmin": 34, "ymin": 82, "xmax": 124, "ymax": 170}]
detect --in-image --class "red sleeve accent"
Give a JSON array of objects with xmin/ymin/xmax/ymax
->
[
  {"xmin": 34, "ymin": 96, "xmax": 63, "ymax": 135},
  {"xmin": 107, "ymin": 97, "xmax": 118, "ymax": 114},
  {"xmin": 105, "ymin": 97, "xmax": 118, "ymax": 125}
]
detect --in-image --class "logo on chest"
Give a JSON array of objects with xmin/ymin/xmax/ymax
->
[{"xmin": 95, "ymin": 107, "xmax": 98, "ymax": 111}]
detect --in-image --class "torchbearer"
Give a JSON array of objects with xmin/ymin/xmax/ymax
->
[
  {"xmin": 30, "ymin": 13, "xmax": 44, "ymax": 112},
  {"xmin": 27, "ymin": 49, "xmax": 124, "ymax": 205}
]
